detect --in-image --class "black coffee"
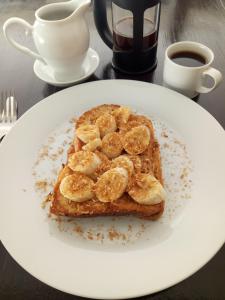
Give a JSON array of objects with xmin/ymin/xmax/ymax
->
[
  {"xmin": 171, "ymin": 51, "xmax": 206, "ymax": 67},
  {"xmin": 41, "ymin": 9, "xmax": 73, "ymax": 21},
  {"xmin": 113, "ymin": 17, "xmax": 157, "ymax": 51}
]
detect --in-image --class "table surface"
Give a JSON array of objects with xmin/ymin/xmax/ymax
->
[{"xmin": 0, "ymin": 0, "xmax": 225, "ymax": 299}]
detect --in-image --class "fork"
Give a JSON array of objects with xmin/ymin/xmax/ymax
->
[{"xmin": 0, "ymin": 91, "xmax": 18, "ymax": 142}]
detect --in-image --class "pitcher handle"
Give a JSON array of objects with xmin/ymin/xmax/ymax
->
[
  {"xmin": 93, "ymin": 0, "xmax": 113, "ymax": 49},
  {"xmin": 3, "ymin": 17, "xmax": 46, "ymax": 64}
]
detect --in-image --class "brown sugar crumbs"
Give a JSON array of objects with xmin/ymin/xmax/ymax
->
[
  {"xmin": 73, "ymin": 225, "xmax": 84, "ymax": 236},
  {"xmin": 163, "ymin": 143, "xmax": 170, "ymax": 148},
  {"xmin": 87, "ymin": 229, "xmax": 94, "ymax": 240},
  {"xmin": 180, "ymin": 168, "xmax": 188, "ymax": 179},
  {"xmin": 58, "ymin": 147, "xmax": 64, "ymax": 155},
  {"xmin": 62, "ymin": 140, "xmax": 68, "ymax": 146},
  {"xmin": 66, "ymin": 128, "xmax": 72, "ymax": 134},
  {"xmin": 161, "ymin": 132, "xmax": 168, "ymax": 138},
  {"xmin": 108, "ymin": 227, "xmax": 127, "ymax": 241},
  {"xmin": 69, "ymin": 117, "xmax": 77, "ymax": 124},
  {"xmin": 41, "ymin": 194, "xmax": 52, "ymax": 209},
  {"xmin": 128, "ymin": 224, "xmax": 133, "ymax": 232},
  {"xmin": 39, "ymin": 145, "xmax": 49, "ymax": 160},
  {"xmin": 48, "ymin": 136, "xmax": 55, "ymax": 143},
  {"xmin": 35, "ymin": 180, "xmax": 48, "ymax": 192}
]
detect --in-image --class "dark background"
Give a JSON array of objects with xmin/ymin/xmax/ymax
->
[{"xmin": 0, "ymin": 0, "xmax": 225, "ymax": 299}]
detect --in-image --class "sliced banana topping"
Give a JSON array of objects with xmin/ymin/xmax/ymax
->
[
  {"xmin": 68, "ymin": 150, "xmax": 101, "ymax": 175},
  {"xmin": 122, "ymin": 125, "xmax": 150, "ymax": 155},
  {"xmin": 111, "ymin": 155, "xmax": 134, "ymax": 177},
  {"xmin": 113, "ymin": 106, "xmax": 131, "ymax": 127},
  {"xmin": 101, "ymin": 132, "xmax": 123, "ymax": 159},
  {"xmin": 60, "ymin": 173, "xmax": 94, "ymax": 202},
  {"xmin": 128, "ymin": 174, "xmax": 166, "ymax": 205},
  {"xmin": 92, "ymin": 151, "xmax": 111, "ymax": 179},
  {"xmin": 96, "ymin": 113, "xmax": 117, "ymax": 137},
  {"xmin": 76, "ymin": 124, "xmax": 100, "ymax": 143},
  {"xmin": 58, "ymin": 165, "xmax": 74, "ymax": 183},
  {"xmin": 119, "ymin": 120, "xmax": 142, "ymax": 135},
  {"xmin": 95, "ymin": 167, "xmax": 128, "ymax": 202},
  {"xmin": 127, "ymin": 155, "xmax": 142, "ymax": 172},
  {"xmin": 82, "ymin": 138, "xmax": 102, "ymax": 151}
]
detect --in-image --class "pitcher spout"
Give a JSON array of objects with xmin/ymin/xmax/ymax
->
[{"xmin": 69, "ymin": 0, "xmax": 91, "ymax": 17}]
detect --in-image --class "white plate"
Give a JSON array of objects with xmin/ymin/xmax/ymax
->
[{"xmin": 0, "ymin": 80, "xmax": 225, "ymax": 299}]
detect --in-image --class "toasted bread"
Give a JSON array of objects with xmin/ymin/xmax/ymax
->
[{"xmin": 50, "ymin": 104, "xmax": 165, "ymax": 219}]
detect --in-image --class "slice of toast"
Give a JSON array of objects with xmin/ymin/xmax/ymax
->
[{"xmin": 50, "ymin": 105, "xmax": 165, "ymax": 219}]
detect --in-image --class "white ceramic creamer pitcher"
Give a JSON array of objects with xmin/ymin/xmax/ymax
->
[{"xmin": 3, "ymin": 0, "xmax": 91, "ymax": 81}]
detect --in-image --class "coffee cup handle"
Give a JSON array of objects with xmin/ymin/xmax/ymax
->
[
  {"xmin": 196, "ymin": 67, "xmax": 223, "ymax": 94},
  {"xmin": 3, "ymin": 17, "xmax": 46, "ymax": 64}
]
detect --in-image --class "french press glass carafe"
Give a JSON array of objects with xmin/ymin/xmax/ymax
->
[{"xmin": 93, "ymin": 0, "xmax": 161, "ymax": 74}]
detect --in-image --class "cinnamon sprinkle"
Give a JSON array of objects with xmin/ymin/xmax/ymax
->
[
  {"xmin": 73, "ymin": 225, "xmax": 84, "ymax": 236},
  {"xmin": 35, "ymin": 180, "xmax": 48, "ymax": 192},
  {"xmin": 108, "ymin": 227, "xmax": 127, "ymax": 241}
]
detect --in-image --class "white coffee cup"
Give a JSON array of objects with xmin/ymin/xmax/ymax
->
[{"xmin": 163, "ymin": 41, "xmax": 222, "ymax": 98}]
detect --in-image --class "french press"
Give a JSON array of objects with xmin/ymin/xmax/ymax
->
[{"xmin": 93, "ymin": 0, "xmax": 161, "ymax": 74}]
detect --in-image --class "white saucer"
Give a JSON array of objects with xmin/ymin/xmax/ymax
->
[{"xmin": 33, "ymin": 48, "xmax": 99, "ymax": 87}]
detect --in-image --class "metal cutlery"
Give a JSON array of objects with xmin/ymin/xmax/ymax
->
[{"xmin": 0, "ymin": 91, "xmax": 18, "ymax": 142}]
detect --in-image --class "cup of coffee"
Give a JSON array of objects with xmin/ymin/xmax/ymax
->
[{"xmin": 163, "ymin": 41, "xmax": 222, "ymax": 98}]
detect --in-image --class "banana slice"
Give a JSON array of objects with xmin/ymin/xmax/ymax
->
[
  {"xmin": 76, "ymin": 124, "xmax": 100, "ymax": 143},
  {"xmin": 58, "ymin": 165, "xmax": 74, "ymax": 183},
  {"xmin": 111, "ymin": 155, "xmax": 134, "ymax": 177},
  {"xmin": 101, "ymin": 132, "xmax": 123, "ymax": 159},
  {"xmin": 68, "ymin": 150, "xmax": 101, "ymax": 175},
  {"xmin": 92, "ymin": 150, "xmax": 111, "ymax": 179},
  {"xmin": 122, "ymin": 125, "xmax": 150, "ymax": 155},
  {"xmin": 128, "ymin": 174, "xmax": 166, "ymax": 205},
  {"xmin": 95, "ymin": 167, "xmax": 128, "ymax": 202},
  {"xmin": 127, "ymin": 155, "xmax": 142, "ymax": 172},
  {"xmin": 113, "ymin": 106, "xmax": 131, "ymax": 127},
  {"xmin": 119, "ymin": 120, "xmax": 141, "ymax": 136},
  {"xmin": 96, "ymin": 113, "xmax": 117, "ymax": 137},
  {"xmin": 60, "ymin": 173, "xmax": 94, "ymax": 202},
  {"xmin": 82, "ymin": 138, "xmax": 102, "ymax": 151}
]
